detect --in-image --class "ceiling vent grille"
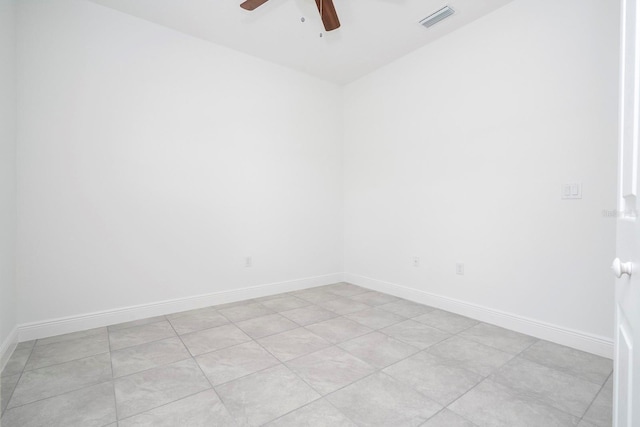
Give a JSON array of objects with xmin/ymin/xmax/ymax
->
[{"xmin": 419, "ymin": 6, "xmax": 455, "ymax": 28}]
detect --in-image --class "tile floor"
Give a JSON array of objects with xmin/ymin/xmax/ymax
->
[{"xmin": 0, "ymin": 283, "xmax": 613, "ymax": 427}]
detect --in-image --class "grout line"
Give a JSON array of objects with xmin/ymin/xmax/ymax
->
[
  {"xmin": 112, "ymin": 319, "xmax": 214, "ymax": 422},
  {"xmin": 2, "ymin": 379, "xmax": 114, "ymax": 413},
  {"xmin": 20, "ymin": 336, "xmax": 110, "ymax": 373},
  {"xmin": 106, "ymin": 325, "xmax": 118, "ymax": 423},
  {"xmin": 33, "ymin": 327, "xmax": 108, "ymax": 348},
  {"xmin": 440, "ymin": 337, "xmax": 594, "ymax": 424},
  {"xmin": 167, "ymin": 320, "xmax": 215, "ymax": 393},
  {"xmin": 578, "ymin": 370, "xmax": 613, "ymax": 424},
  {"xmin": 115, "ymin": 388, "xmax": 212, "ymax": 425},
  {"xmin": 1, "ymin": 339, "xmax": 38, "ymax": 416}
]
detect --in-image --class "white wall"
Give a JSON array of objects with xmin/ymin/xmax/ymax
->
[
  {"xmin": 0, "ymin": 0, "xmax": 17, "ymax": 351},
  {"xmin": 344, "ymin": 0, "xmax": 618, "ymax": 343},
  {"xmin": 14, "ymin": 0, "xmax": 619, "ymax": 356},
  {"xmin": 16, "ymin": 0, "xmax": 343, "ymax": 325}
]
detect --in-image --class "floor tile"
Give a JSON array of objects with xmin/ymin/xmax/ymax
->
[
  {"xmin": 254, "ymin": 293, "xmax": 290, "ymax": 303},
  {"xmin": 280, "ymin": 305, "xmax": 338, "ymax": 326},
  {"xmin": 195, "ymin": 341, "xmax": 279, "ymax": 386},
  {"xmin": 291, "ymin": 289, "xmax": 342, "ymax": 304},
  {"xmin": 449, "ymin": 379, "xmax": 580, "ymax": 426},
  {"xmin": 1, "ymin": 374, "xmax": 20, "ymax": 414},
  {"xmin": 325, "ymin": 283, "xmax": 369, "ymax": 297},
  {"xmin": 583, "ymin": 375, "xmax": 613, "ymax": 426},
  {"xmin": 180, "ymin": 324, "xmax": 251, "ymax": 356},
  {"xmin": 327, "ymin": 372, "xmax": 441, "ymax": 427},
  {"xmin": 118, "ymin": 389, "xmax": 237, "ymax": 427},
  {"xmin": 1, "ymin": 347, "xmax": 33, "ymax": 377},
  {"xmin": 265, "ymin": 399, "xmax": 357, "ymax": 427},
  {"xmin": 260, "ymin": 296, "xmax": 311, "ymax": 312},
  {"xmin": 491, "ymin": 357, "xmax": 600, "ymax": 417},
  {"xmin": 35, "ymin": 327, "xmax": 107, "ymax": 347},
  {"xmin": 218, "ymin": 302, "xmax": 274, "ymax": 322},
  {"xmin": 427, "ymin": 336, "xmax": 514, "ymax": 376},
  {"xmin": 306, "ymin": 317, "xmax": 373, "ymax": 344},
  {"xmin": 520, "ymin": 340, "xmax": 613, "ymax": 385},
  {"xmin": 111, "ymin": 337, "xmax": 191, "ymax": 378},
  {"xmin": 258, "ymin": 328, "xmax": 331, "ymax": 362},
  {"xmin": 215, "ymin": 364, "xmax": 320, "ymax": 426},
  {"xmin": 345, "ymin": 307, "xmax": 407, "ymax": 330},
  {"xmin": 317, "ymin": 297, "xmax": 371, "ymax": 315},
  {"xmin": 287, "ymin": 346, "xmax": 375, "ymax": 395},
  {"xmin": 0, "ymin": 382, "xmax": 116, "ymax": 427},
  {"xmin": 349, "ymin": 291, "xmax": 400, "ymax": 306},
  {"xmin": 313, "ymin": 284, "xmax": 342, "ymax": 291},
  {"xmin": 381, "ymin": 320, "xmax": 450, "ymax": 350},
  {"xmin": 2, "ymin": 288, "xmax": 609, "ymax": 427},
  {"xmin": 412, "ymin": 310, "xmax": 478, "ymax": 334},
  {"xmin": 213, "ymin": 299, "xmax": 258, "ymax": 311},
  {"xmin": 458, "ymin": 323, "xmax": 537, "ymax": 355},
  {"xmin": 378, "ymin": 300, "xmax": 434, "ymax": 318},
  {"xmin": 165, "ymin": 306, "xmax": 218, "ymax": 321},
  {"xmin": 25, "ymin": 333, "xmax": 110, "ymax": 371},
  {"xmin": 338, "ymin": 332, "xmax": 419, "ymax": 369},
  {"xmin": 108, "ymin": 316, "xmax": 167, "ymax": 332},
  {"xmin": 421, "ymin": 409, "xmax": 476, "ymax": 427},
  {"xmin": 383, "ymin": 351, "xmax": 483, "ymax": 406},
  {"xmin": 15, "ymin": 341, "xmax": 36, "ymax": 352},
  {"xmin": 114, "ymin": 358, "xmax": 211, "ymax": 419},
  {"xmin": 8, "ymin": 353, "xmax": 112, "ymax": 408},
  {"xmin": 109, "ymin": 321, "xmax": 176, "ymax": 351},
  {"xmin": 235, "ymin": 313, "xmax": 298, "ymax": 339},
  {"xmin": 168, "ymin": 310, "xmax": 229, "ymax": 335}
]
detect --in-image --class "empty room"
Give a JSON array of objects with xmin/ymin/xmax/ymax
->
[{"xmin": 1, "ymin": 0, "xmax": 638, "ymax": 426}]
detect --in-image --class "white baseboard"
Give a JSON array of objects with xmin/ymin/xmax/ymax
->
[
  {"xmin": 18, "ymin": 272, "xmax": 345, "ymax": 342},
  {"xmin": 0, "ymin": 326, "xmax": 18, "ymax": 373},
  {"xmin": 14, "ymin": 271, "xmax": 613, "ymax": 360},
  {"xmin": 346, "ymin": 273, "xmax": 614, "ymax": 359}
]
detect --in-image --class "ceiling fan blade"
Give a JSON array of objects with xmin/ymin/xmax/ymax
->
[
  {"xmin": 240, "ymin": 0, "xmax": 269, "ymax": 11},
  {"xmin": 315, "ymin": 0, "xmax": 340, "ymax": 31}
]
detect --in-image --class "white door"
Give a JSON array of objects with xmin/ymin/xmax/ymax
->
[{"xmin": 614, "ymin": 0, "xmax": 640, "ymax": 425}]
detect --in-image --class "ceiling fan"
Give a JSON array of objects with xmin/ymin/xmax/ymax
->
[{"xmin": 240, "ymin": 0, "xmax": 341, "ymax": 31}]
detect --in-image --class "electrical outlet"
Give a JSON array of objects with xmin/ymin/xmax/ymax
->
[
  {"xmin": 455, "ymin": 262, "xmax": 464, "ymax": 275},
  {"xmin": 412, "ymin": 256, "xmax": 420, "ymax": 267},
  {"xmin": 561, "ymin": 183, "xmax": 582, "ymax": 199},
  {"xmin": 245, "ymin": 256, "xmax": 252, "ymax": 268}
]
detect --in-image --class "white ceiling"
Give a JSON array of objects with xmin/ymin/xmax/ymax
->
[{"xmin": 87, "ymin": 0, "xmax": 513, "ymax": 84}]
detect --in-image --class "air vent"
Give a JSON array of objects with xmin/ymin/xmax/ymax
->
[{"xmin": 419, "ymin": 6, "xmax": 455, "ymax": 28}]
